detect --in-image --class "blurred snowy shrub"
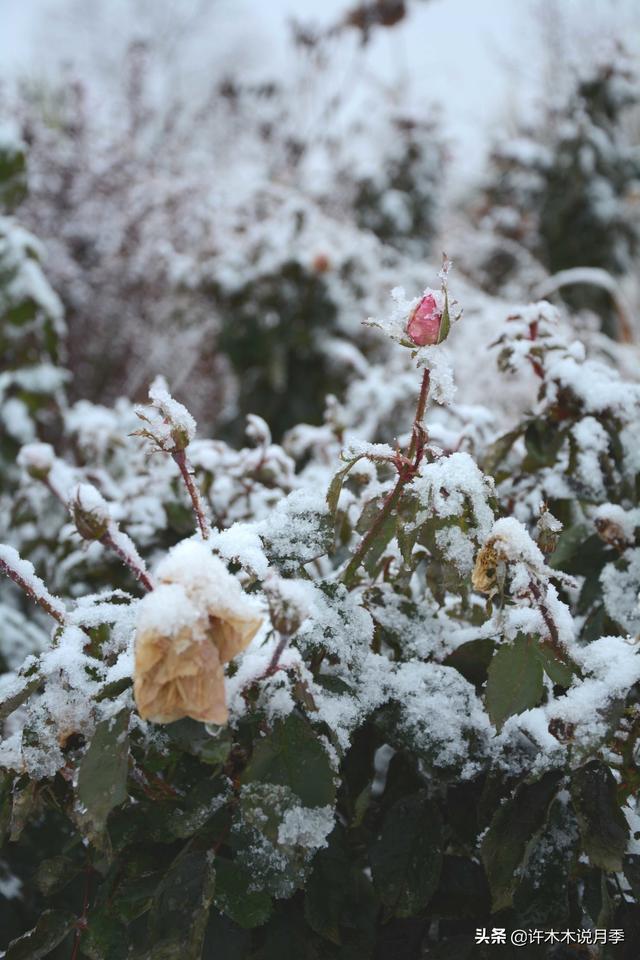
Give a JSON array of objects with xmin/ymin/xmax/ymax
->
[
  {"xmin": 0, "ymin": 124, "xmax": 67, "ymax": 488},
  {"xmin": 8, "ymin": 28, "xmax": 444, "ymax": 440},
  {"xmin": 1, "ymin": 251, "xmax": 640, "ymax": 958},
  {"xmin": 466, "ymin": 51, "xmax": 640, "ymax": 332}
]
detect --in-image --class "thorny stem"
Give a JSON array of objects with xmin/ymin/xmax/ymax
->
[
  {"xmin": 342, "ymin": 368, "xmax": 431, "ymax": 587},
  {"xmin": 527, "ymin": 576, "xmax": 581, "ymax": 674},
  {"xmin": 38, "ymin": 473, "xmax": 154, "ymax": 593},
  {"xmin": 342, "ymin": 477, "xmax": 405, "ymax": 587},
  {"xmin": 408, "ymin": 368, "xmax": 431, "ymax": 462},
  {"xmin": 266, "ymin": 632, "xmax": 291, "ymax": 676},
  {"xmin": 0, "ymin": 556, "xmax": 67, "ymax": 626},
  {"xmin": 101, "ymin": 528, "xmax": 154, "ymax": 593},
  {"xmin": 172, "ymin": 449, "xmax": 211, "ymax": 540}
]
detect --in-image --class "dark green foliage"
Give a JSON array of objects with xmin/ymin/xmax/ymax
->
[
  {"xmin": 570, "ymin": 760, "xmax": 629, "ymax": 872},
  {"xmin": 214, "ymin": 262, "xmax": 346, "ymax": 441},
  {"xmin": 485, "ymin": 634, "xmax": 545, "ymax": 729},
  {"xmin": 474, "ymin": 56, "xmax": 640, "ymax": 331},
  {"xmin": 370, "ymin": 791, "xmax": 443, "ymax": 916},
  {"xmin": 353, "ymin": 116, "xmax": 443, "ymax": 257},
  {"xmin": 241, "ymin": 712, "xmax": 336, "ymax": 808}
]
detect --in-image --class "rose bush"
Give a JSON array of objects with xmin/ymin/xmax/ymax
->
[{"xmin": 1, "ymin": 236, "xmax": 640, "ymax": 960}]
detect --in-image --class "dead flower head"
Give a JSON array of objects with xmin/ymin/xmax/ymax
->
[
  {"xmin": 134, "ymin": 540, "xmax": 262, "ymax": 725},
  {"xmin": 471, "ymin": 541, "xmax": 502, "ymax": 595}
]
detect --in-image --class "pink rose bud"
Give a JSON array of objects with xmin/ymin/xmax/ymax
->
[{"xmin": 407, "ymin": 293, "xmax": 442, "ymax": 346}]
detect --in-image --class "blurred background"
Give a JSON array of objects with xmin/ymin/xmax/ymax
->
[{"xmin": 1, "ymin": 0, "xmax": 639, "ymax": 444}]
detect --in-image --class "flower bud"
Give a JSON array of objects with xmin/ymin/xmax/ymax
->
[
  {"xmin": 407, "ymin": 293, "xmax": 443, "ymax": 346},
  {"xmin": 17, "ymin": 442, "xmax": 55, "ymax": 481},
  {"xmin": 536, "ymin": 506, "xmax": 562, "ymax": 555},
  {"xmin": 70, "ymin": 483, "xmax": 110, "ymax": 541}
]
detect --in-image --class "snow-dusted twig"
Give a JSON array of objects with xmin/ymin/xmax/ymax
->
[
  {"xmin": 342, "ymin": 368, "xmax": 431, "ymax": 586},
  {"xmin": 101, "ymin": 526, "xmax": 154, "ymax": 593},
  {"xmin": 70, "ymin": 484, "xmax": 154, "ymax": 592},
  {"xmin": 172, "ymin": 448, "xmax": 211, "ymax": 540},
  {"xmin": 0, "ymin": 544, "xmax": 67, "ymax": 626},
  {"xmin": 134, "ymin": 378, "xmax": 212, "ymax": 540},
  {"xmin": 266, "ymin": 632, "xmax": 291, "ymax": 677}
]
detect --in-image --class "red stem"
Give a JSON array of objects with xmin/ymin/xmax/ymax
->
[
  {"xmin": 0, "ymin": 557, "xmax": 66, "ymax": 626},
  {"xmin": 173, "ymin": 450, "xmax": 211, "ymax": 540},
  {"xmin": 341, "ymin": 368, "xmax": 431, "ymax": 586},
  {"xmin": 100, "ymin": 529, "xmax": 154, "ymax": 592}
]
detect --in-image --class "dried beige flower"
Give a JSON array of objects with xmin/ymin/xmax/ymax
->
[
  {"xmin": 471, "ymin": 542, "xmax": 501, "ymax": 595},
  {"xmin": 134, "ymin": 541, "xmax": 262, "ymax": 725}
]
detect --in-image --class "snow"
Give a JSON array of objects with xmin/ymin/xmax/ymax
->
[
  {"xmin": 482, "ymin": 517, "xmax": 547, "ymax": 572},
  {"xmin": 137, "ymin": 582, "xmax": 199, "ymax": 638},
  {"xmin": 410, "ymin": 451, "xmax": 495, "ymax": 540},
  {"xmin": 17, "ymin": 441, "xmax": 55, "ymax": 476},
  {"xmin": 153, "ymin": 539, "xmax": 262, "ymax": 626},
  {"xmin": 277, "ymin": 804, "xmax": 334, "ymax": 849},
  {"xmin": 148, "ymin": 376, "xmax": 197, "ymax": 444},
  {"xmin": 0, "ymin": 544, "xmax": 67, "ymax": 621},
  {"xmin": 70, "ymin": 482, "xmax": 110, "ymax": 522},
  {"xmin": 600, "ymin": 549, "xmax": 640, "ymax": 635}
]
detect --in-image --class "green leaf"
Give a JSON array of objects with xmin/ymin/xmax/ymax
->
[
  {"xmin": 534, "ymin": 644, "xmax": 574, "ymax": 688},
  {"xmin": 436, "ymin": 288, "xmax": 451, "ymax": 344},
  {"xmin": 145, "ymin": 845, "xmax": 216, "ymax": 960},
  {"xmin": 35, "ymin": 856, "xmax": 82, "ymax": 897},
  {"xmin": 549, "ymin": 525, "xmax": 602, "ymax": 575},
  {"xmin": 304, "ymin": 827, "xmax": 350, "ymax": 944},
  {"xmin": 364, "ymin": 513, "xmax": 397, "ymax": 576},
  {"xmin": 480, "ymin": 770, "xmax": 562, "ymax": 911},
  {"xmin": 426, "ymin": 855, "xmax": 490, "ymax": 919},
  {"xmin": 241, "ymin": 712, "xmax": 335, "ymax": 808},
  {"xmin": 214, "ymin": 858, "xmax": 272, "ymax": 929},
  {"xmin": 203, "ymin": 911, "xmax": 251, "ymax": 960},
  {"xmin": 482, "ymin": 426, "xmax": 522, "ymax": 477},
  {"xmin": 81, "ymin": 911, "xmax": 129, "ymax": 960},
  {"xmin": 0, "ymin": 770, "xmax": 11, "ymax": 846},
  {"xmin": 165, "ymin": 719, "xmax": 232, "ymax": 766},
  {"xmin": 444, "ymin": 638, "xmax": 495, "ymax": 688},
  {"xmin": 6, "ymin": 910, "xmax": 76, "ymax": 960},
  {"xmin": 9, "ymin": 777, "xmax": 36, "ymax": 841},
  {"xmin": 570, "ymin": 760, "xmax": 629, "ymax": 872},
  {"xmin": 326, "ymin": 456, "xmax": 365, "ymax": 515},
  {"xmin": 512, "ymin": 797, "xmax": 577, "ymax": 927},
  {"xmin": 167, "ymin": 776, "xmax": 229, "ymax": 840},
  {"xmin": 76, "ymin": 709, "xmax": 130, "ymax": 843},
  {"xmin": 485, "ymin": 635, "xmax": 544, "ymax": 730},
  {"xmin": 370, "ymin": 791, "xmax": 443, "ymax": 917},
  {"xmin": 581, "ymin": 867, "xmax": 611, "ymax": 927},
  {"xmin": 356, "ymin": 496, "xmax": 383, "ymax": 535},
  {"xmin": 523, "ymin": 419, "xmax": 565, "ymax": 469}
]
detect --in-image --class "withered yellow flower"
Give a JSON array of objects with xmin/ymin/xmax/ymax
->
[
  {"xmin": 134, "ymin": 541, "xmax": 262, "ymax": 725},
  {"xmin": 471, "ymin": 542, "xmax": 501, "ymax": 595}
]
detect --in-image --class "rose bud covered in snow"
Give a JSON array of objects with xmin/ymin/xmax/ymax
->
[
  {"xmin": 70, "ymin": 483, "xmax": 111, "ymax": 541},
  {"xmin": 134, "ymin": 539, "xmax": 263, "ymax": 725},
  {"xmin": 406, "ymin": 292, "xmax": 443, "ymax": 346},
  {"xmin": 17, "ymin": 442, "xmax": 55, "ymax": 480}
]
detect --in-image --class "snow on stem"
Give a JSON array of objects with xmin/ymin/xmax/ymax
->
[
  {"xmin": 70, "ymin": 483, "xmax": 154, "ymax": 591},
  {"xmin": 172, "ymin": 448, "xmax": 211, "ymax": 540},
  {"xmin": 0, "ymin": 544, "xmax": 67, "ymax": 626},
  {"xmin": 101, "ymin": 525, "xmax": 154, "ymax": 593},
  {"xmin": 342, "ymin": 368, "xmax": 431, "ymax": 586}
]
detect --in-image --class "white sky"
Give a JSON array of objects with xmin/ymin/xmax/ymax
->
[{"xmin": 1, "ymin": 0, "xmax": 638, "ymax": 186}]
